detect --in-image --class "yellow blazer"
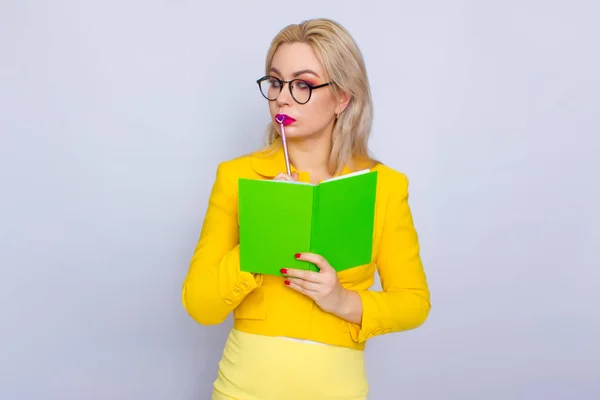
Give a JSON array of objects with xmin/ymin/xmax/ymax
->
[{"xmin": 182, "ymin": 141, "xmax": 431, "ymax": 350}]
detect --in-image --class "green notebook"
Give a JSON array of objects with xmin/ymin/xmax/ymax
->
[{"xmin": 238, "ymin": 170, "xmax": 377, "ymax": 275}]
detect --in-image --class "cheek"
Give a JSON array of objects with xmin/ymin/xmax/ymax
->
[
  {"xmin": 268, "ymin": 102, "xmax": 278, "ymax": 117},
  {"xmin": 304, "ymin": 97, "xmax": 335, "ymax": 124}
]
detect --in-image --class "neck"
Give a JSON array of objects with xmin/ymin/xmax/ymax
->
[{"xmin": 287, "ymin": 133, "xmax": 332, "ymax": 179}]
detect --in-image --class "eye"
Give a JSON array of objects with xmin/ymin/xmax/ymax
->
[
  {"xmin": 295, "ymin": 80, "xmax": 311, "ymax": 90},
  {"xmin": 267, "ymin": 78, "xmax": 281, "ymax": 88}
]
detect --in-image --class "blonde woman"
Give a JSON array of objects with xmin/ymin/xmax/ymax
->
[{"xmin": 182, "ymin": 18, "xmax": 431, "ymax": 400}]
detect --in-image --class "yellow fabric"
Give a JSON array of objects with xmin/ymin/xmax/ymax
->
[
  {"xmin": 182, "ymin": 140, "xmax": 431, "ymax": 350},
  {"xmin": 211, "ymin": 329, "xmax": 369, "ymax": 400}
]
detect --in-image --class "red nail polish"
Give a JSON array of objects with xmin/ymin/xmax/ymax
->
[
  {"xmin": 284, "ymin": 280, "xmax": 290, "ymax": 285},
  {"xmin": 280, "ymin": 268, "xmax": 287, "ymax": 274},
  {"xmin": 295, "ymin": 253, "xmax": 301, "ymax": 258}
]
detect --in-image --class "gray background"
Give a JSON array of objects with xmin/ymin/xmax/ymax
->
[{"xmin": 1, "ymin": 1, "xmax": 599, "ymax": 399}]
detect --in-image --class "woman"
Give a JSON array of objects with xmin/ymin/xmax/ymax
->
[{"xmin": 182, "ymin": 18, "xmax": 431, "ymax": 400}]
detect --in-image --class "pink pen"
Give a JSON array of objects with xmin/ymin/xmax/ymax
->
[{"xmin": 275, "ymin": 115, "xmax": 292, "ymax": 176}]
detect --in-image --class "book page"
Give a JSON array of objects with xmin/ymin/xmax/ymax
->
[
  {"xmin": 257, "ymin": 179, "xmax": 312, "ymax": 186},
  {"xmin": 321, "ymin": 169, "xmax": 371, "ymax": 183},
  {"xmin": 252, "ymin": 169, "xmax": 371, "ymax": 186}
]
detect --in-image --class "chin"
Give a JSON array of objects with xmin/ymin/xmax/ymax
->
[{"xmin": 280, "ymin": 128, "xmax": 308, "ymax": 140}]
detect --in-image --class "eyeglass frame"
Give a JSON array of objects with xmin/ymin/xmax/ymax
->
[{"xmin": 256, "ymin": 75, "xmax": 332, "ymax": 105}]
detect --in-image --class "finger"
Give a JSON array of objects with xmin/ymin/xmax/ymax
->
[
  {"xmin": 273, "ymin": 172, "xmax": 297, "ymax": 182},
  {"xmin": 292, "ymin": 172, "xmax": 299, "ymax": 181},
  {"xmin": 273, "ymin": 173, "xmax": 291, "ymax": 181},
  {"xmin": 282, "ymin": 268, "xmax": 323, "ymax": 283},
  {"xmin": 295, "ymin": 253, "xmax": 334, "ymax": 273},
  {"xmin": 285, "ymin": 277, "xmax": 320, "ymax": 292},
  {"xmin": 285, "ymin": 278, "xmax": 318, "ymax": 297}
]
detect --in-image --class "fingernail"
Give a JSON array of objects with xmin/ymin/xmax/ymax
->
[
  {"xmin": 284, "ymin": 280, "xmax": 290, "ymax": 285},
  {"xmin": 280, "ymin": 268, "xmax": 287, "ymax": 274},
  {"xmin": 295, "ymin": 253, "xmax": 301, "ymax": 259}
]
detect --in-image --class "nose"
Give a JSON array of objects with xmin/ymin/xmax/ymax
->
[{"xmin": 275, "ymin": 82, "xmax": 293, "ymax": 106}]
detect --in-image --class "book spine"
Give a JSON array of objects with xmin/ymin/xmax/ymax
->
[{"xmin": 308, "ymin": 185, "xmax": 320, "ymax": 272}]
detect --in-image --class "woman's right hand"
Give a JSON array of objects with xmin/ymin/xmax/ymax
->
[{"xmin": 273, "ymin": 172, "xmax": 299, "ymax": 182}]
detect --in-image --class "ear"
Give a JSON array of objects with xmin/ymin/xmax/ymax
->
[{"xmin": 336, "ymin": 91, "xmax": 351, "ymax": 114}]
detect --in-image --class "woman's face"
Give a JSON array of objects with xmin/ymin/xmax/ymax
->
[{"xmin": 266, "ymin": 42, "xmax": 345, "ymax": 140}]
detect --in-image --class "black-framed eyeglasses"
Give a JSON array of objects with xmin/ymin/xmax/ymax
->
[{"xmin": 256, "ymin": 75, "xmax": 332, "ymax": 105}]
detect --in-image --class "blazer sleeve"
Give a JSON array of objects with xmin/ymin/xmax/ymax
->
[
  {"xmin": 348, "ymin": 171, "xmax": 431, "ymax": 342},
  {"xmin": 182, "ymin": 161, "xmax": 262, "ymax": 325}
]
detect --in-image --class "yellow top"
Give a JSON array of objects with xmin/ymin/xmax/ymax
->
[
  {"xmin": 182, "ymin": 142, "xmax": 431, "ymax": 351},
  {"xmin": 211, "ymin": 328, "xmax": 370, "ymax": 400}
]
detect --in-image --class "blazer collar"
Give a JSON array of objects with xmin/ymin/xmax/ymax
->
[{"xmin": 250, "ymin": 141, "xmax": 295, "ymax": 178}]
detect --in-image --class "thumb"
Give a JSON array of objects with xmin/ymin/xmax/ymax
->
[{"xmin": 292, "ymin": 172, "xmax": 299, "ymax": 181}]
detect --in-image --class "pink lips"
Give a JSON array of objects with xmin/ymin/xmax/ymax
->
[{"xmin": 275, "ymin": 114, "xmax": 296, "ymax": 126}]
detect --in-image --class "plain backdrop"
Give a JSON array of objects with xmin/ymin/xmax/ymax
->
[{"xmin": 1, "ymin": 1, "xmax": 599, "ymax": 399}]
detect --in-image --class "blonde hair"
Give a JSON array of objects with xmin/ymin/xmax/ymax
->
[{"xmin": 263, "ymin": 18, "xmax": 378, "ymax": 174}]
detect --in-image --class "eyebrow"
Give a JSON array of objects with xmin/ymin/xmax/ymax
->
[{"xmin": 269, "ymin": 67, "xmax": 321, "ymax": 78}]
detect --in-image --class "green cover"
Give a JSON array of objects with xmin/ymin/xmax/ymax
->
[{"xmin": 238, "ymin": 170, "xmax": 377, "ymax": 275}]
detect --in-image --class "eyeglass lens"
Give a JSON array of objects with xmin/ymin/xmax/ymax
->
[{"xmin": 259, "ymin": 77, "xmax": 312, "ymax": 104}]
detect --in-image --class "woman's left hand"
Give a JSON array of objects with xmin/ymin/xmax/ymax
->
[{"xmin": 282, "ymin": 253, "xmax": 348, "ymax": 315}]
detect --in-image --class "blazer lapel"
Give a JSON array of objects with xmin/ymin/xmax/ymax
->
[{"xmin": 250, "ymin": 139, "xmax": 298, "ymax": 178}]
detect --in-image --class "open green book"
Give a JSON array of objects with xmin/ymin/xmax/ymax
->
[{"xmin": 238, "ymin": 170, "xmax": 377, "ymax": 275}]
